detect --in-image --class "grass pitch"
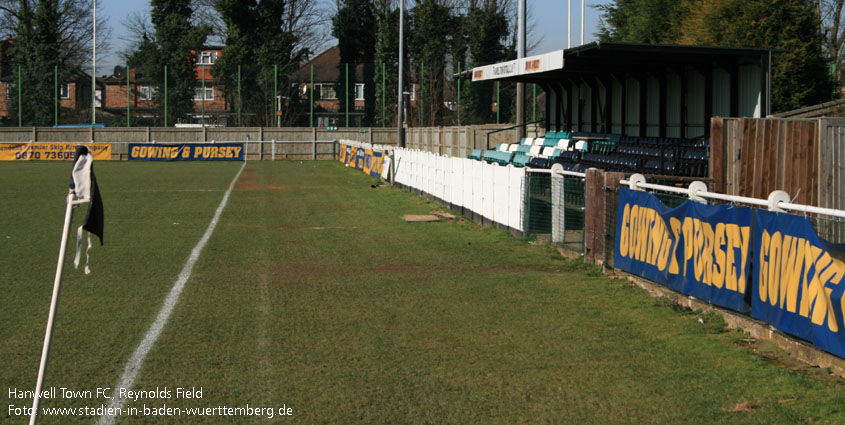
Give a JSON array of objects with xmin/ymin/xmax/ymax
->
[{"xmin": 2, "ymin": 160, "xmax": 845, "ymax": 424}]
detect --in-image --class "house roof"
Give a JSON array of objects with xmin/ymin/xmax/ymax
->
[{"xmin": 289, "ymin": 46, "xmax": 366, "ymax": 82}]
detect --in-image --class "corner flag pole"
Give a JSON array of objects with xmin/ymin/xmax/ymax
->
[{"xmin": 29, "ymin": 190, "xmax": 76, "ymax": 425}]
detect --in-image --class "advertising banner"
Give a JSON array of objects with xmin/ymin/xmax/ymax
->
[
  {"xmin": 363, "ymin": 149, "xmax": 384, "ymax": 177},
  {"xmin": 0, "ymin": 143, "xmax": 111, "ymax": 161},
  {"xmin": 339, "ymin": 143, "xmax": 385, "ymax": 179},
  {"xmin": 614, "ymin": 189, "xmax": 753, "ymax": 312},
  {"xmin": 753, "ymin": 210, "xmax": 845, "ymax": 357},
  {"xmin": 128, "ymin": 143, "xmax": 244, "ymax": 161}
]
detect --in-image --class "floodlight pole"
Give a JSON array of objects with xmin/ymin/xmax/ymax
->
[
  {"xmin": 397, "ymin": 0, "xmax": 405, "ymax": 148},
  {"xmin": 92, "ymin": 0, "xmax": 96, "ymax": 125},
  {"xmin": 581, "ymin": 0, "xmax": 585, "ymax": 45},
  {"xmin": 568, "ymin": 0, "xmax": 571, "ymax": 48},
  {"xmin": 29, "ymin": 192, "xmax": 75, "ymax": 425},
  {"xmin": 516, "ymin": 0, "xmax": 525, "ymax": 139}
]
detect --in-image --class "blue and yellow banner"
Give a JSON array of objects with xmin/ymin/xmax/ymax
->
[
  {"xmin": 339, "ymin": 143, "xmax": 384, "ymax": 178},
  {"xmin": 753, "ymin": 210, "xmax": 845, "ymax": 357},
  {"xmin": 129, "ymin": 143, "xmax": 244, "ymax": 161},
  {"xmin": 614, "ymin": 189, "xmax": 753, "ymax": 312}
]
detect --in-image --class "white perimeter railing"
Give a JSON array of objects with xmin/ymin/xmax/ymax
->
[
  {"xmin": 621, "ymin": 173, "xmax": 845, "ymax": 219},
  {"xmin": 391, "ymin": 147, "xmax": 525, "ymax": 232}
]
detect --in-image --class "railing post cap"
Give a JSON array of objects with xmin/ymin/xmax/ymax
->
[
  {"xmin": 768, "ymin": 190, "xmax": 790, "ymax": 212},
  {"xmin": 628, "ymin": 173, "xmax": 646, "ymax": 190},
  {"xmin": 688, "ymin": 181, "xmax": 708, "ymax": 204}
]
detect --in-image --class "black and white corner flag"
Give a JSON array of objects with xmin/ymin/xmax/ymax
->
[{"xmin": 70, "ymin": 145, "xmax": 104, "ymax": 274}]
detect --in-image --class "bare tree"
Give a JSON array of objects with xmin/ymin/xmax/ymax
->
[
  {"xmin": 0, "ymin": 0, "xmax": 110, "ymax": 68},
  {"xmin": 819, "ymin": 0, "xmax": 845, "ymax": 68}
]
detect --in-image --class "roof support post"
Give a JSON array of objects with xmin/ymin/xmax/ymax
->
[
  {"xmin": 541, "ymin": 83, "xmax": 551, "ymax": 132},
  {"xmin": 658, "ymin": 72, "xmax": 667, "ymax": 138},
  {"xmin": 729, "ymin": 60, "xmax": 739, "ymax": 117},
  {"xmin": 601, "ymin": 76, "xmax": 612, "ymax": 134},
  {"xmin": 704, "ymin": 65, "xmax": 713, "ymax": 136},
  {"xmin": 679, "ymin": 67, "xmax": 687, "ymax": 138},
  {"xmin": 638, "ymin": 75, "xmax": 647, "ymax": 138},
  {"xmin": 620, "ymin": 76, "xmax": 628, "ymax": 136},
  {"xmin": 563, "ymin": 80, "xmax": 573, "ymax": 132},
  {"xmin": 588, "ymin": 77, "xmax": 598, "ymax": 133}
]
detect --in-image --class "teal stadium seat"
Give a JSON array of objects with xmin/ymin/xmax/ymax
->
[
  {"xmin": 468, "ymin": 149, "xmax": 483, "ymax": 160},
  {"xmin": 483, "ymin": 150, "xmax": 514, "ymax": 165},
  {"xmin": 511, "ymin": 153, "xmax": 531, "ymax": 167}
]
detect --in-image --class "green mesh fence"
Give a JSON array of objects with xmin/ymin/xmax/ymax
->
[
  {"xmin": 561, "ymin": 176, "xmax": 586, "ymax": 254},
  {"xmin": 522, "ymin": 173, "xmax": 553, "ymax": 242}
]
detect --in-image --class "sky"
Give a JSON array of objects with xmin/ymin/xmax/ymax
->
[{"xmin": 97, "ymin": 0, "xmax": 610, "ymax": 76}]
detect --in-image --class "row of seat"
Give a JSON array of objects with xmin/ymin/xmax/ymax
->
[{"xmin": 469, "ymin": 133, "xmax": 709, "ymax": 177}]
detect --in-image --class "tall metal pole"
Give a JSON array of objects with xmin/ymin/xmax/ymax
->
[
  {"xmin": 517, "ymin": 0, "xmax": 525, "ymax": 138},
  {"xmin": 54, "ymin": 65, "xmax": 58, "ymax": 127},
  {"xmin": 274, "ymin": 64, "xmax": 278, "ymax": 127},
  {"xmin": 164, "ymin": 65, "xmax": 168, "ymax": 127},
  {"xmin": 92, "ymin": 0, "xmax": 96, "ymax": 125},
  {"xmin": 496, "ymin": 81, "xmax": 500, "ymax": 124},
  {"xmin": 419, "ymin": 62, "xmax": 424, "ymax": 127},
  {"xmin": 309, "ymin": 64, "xmax": 314, "ymax": 127},
  {"xmin": 568, "ymin": 0, "xmax": 571, "ymax": 48},
  {"xmin": 382, "ymin": 62, "xmax": 386, "ymax": 127},
  {"xmin": 202, "ymin": 65, "xmax": 206, "ymax": 127},
  {"xmin": 397, "ymin": 0, "xmax": 405, "ymax": 147},
  {"xmin": 18, "ymin": 65, "xmax": 21, "ymax": 127},
  {"xmin": 457, "ymin": 63, "xmax": 461, "ymax": 126},
  {"xmin": 126, "ymin": 65, "xmax": 130, "ymax": 127},
  {"xmin": 237, "ymin": 65, "xmax": 241, "ymax": 126},
  {"xmin": 345, "ymin": 63, "xmax": 349, "ymax": 127},
  {"xmin": 581, "ymin": 0, "xmax": 585, "ymax": 45}
]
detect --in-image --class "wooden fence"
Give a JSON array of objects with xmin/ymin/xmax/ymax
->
[{"xmin": 711, "ymin": 117, "xmax": 845, "ymax": 209}]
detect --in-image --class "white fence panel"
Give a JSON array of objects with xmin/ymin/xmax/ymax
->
[
  {"xmin": 493, "ymin": 165, "xmax": 510, "ymax": 226},
  {"xmin": 482, "ymin": 162, "xmax": 495, "ymax": 220},
  {"xmin": 509, "ymin": 167, "xmax": 524, "ymax": 231},
  {"xmin": 451, "ymin": 157, "xmax": 463, "ymax": 207},
  {"xmin": 472, "ymin": 160, "xmax": 484, "ymax": 215},
  {"xmin": 463, "ymin": 159, "xmax": 473, "ymax": 210}
]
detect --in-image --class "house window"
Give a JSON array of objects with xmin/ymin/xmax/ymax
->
[
  {"xmin": 59, "ymin": 84, "xmax": 70, "ymax": 99},
  {"xmin": 194, "ymin": 86, "xmax": 214, "ymax": 100},
  {"xmin": 318, "ymin": 83, "xmax": 336, "ymax": 100},
  {"xmin": 354, "ymin": 83, "xmax": 364, "ymax": 101},
  {"xmin": 139, "ymin": 86, "xmax": 154, "ymax": 101},
  {"xmin": 198, "ymin": 51, "xmax": 217, "ymax": 65}
]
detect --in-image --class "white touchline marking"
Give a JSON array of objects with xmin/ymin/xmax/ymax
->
[{"xmin": 97, "ymin": 162, "xmax": 246, "ymax": 425}]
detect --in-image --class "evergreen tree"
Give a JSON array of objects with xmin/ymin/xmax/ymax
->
[
  {"xmin": 213, "ymin": 0, "xmax": 308, "ymax": 126},
  {"xmin": 676, "ymin": 0, "xmax": 834, "ymax": 112},
  {"xmin": 129, "ymin": 0, "xmax": 209, "ymax": 125},
  {"xmin": 9, "ymin": 0, "xmax": 74, "ymax": 125},
  {"xmin": 409, "ymin": 0, "xmax": 454, "ymax": 126},
  {"xmin": 332, "ymin": 0, "xmax": 377, "ymax": 126},
  {"xmin": 597, "ymin": 0, "xmax": 835, "ymax": 112},
  {"xmin": 373, "ymin": 0, "xmax": 399, "ymax": 127},
  {"xmin": 596, "ymin": 0, "xmax": 685, "ymax": 43},
  {"xmin": 463, "ymin": 4, "xmax": 509, "ymax": 124}
]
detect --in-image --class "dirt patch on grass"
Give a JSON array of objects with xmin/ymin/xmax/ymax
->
[
  {"xmin": 726, "ymin": 401, "xmax": 756, "ymax": 413},
  {"xmin": 270, "ymin": 263, "xmax": 568, "ymax": 281},
  {"xmin": 235, "ymin": 184, "xmax": 292, "ymax": 191}
]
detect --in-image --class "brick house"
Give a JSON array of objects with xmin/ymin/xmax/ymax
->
[
  {"xmin": 290, "ymin": 46, "xmax": 379, "ymax": 127},
  {"xmin": 0, "ymin": 36, "xmax": 104, "ymax": 124},
  {"xmin": 101, "ymin": 47, "xmax": 228, "ymax": 125}
]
